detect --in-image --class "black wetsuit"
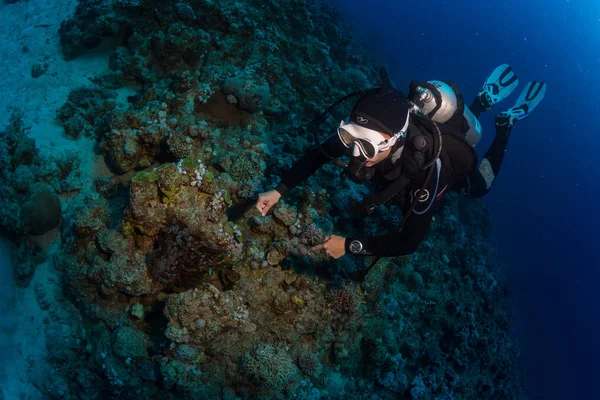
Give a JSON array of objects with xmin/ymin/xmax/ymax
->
[{"xmin": 275, "ymin": 103, "xmax": 511, "ymax": 257}]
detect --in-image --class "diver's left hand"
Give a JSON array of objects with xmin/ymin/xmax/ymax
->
[{"xmin": 311, "ymin": 235, "xmax": 346, "ymax": 259}]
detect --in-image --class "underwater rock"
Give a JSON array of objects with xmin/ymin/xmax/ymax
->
[
  {"xmin": 159, "ymin": 358, "xmax": 204, "ymax": 394},
  {"xmin": 20, "ymin": 184, "xmax": 61, "ymax": 235},
  {"xmin": 266, "ymin": 249, "xmax": 284, "ymax": 266},
  {"xmin": 272, "ymin": 203, "xmax": 298, "ymax": 227},
  {"xmin": 175, "ymin": 3, "xmax": 196, "ymax": 24},
  {"xmin": 65, "ymin": 192, "xmax": 109, "ymax": 238},
  {"xmin": 406, "ymin": 271, "xmax": 424, "ymax": 291},
  {"xmin": 56, "ymin": 86, "xmax": 116, "ymax": 139},
  {"xmin": 164, "ymin": 285, "xmax": 250, "ymax": 344},
  {"xmin": 31, "ymin": 62, "xmax": 48, "ymax": 78},
  {"xmin": 113, "ymin": 326, "xmax": 151, "ymax": 360},
  {"xmin": 152, "ymin": 23, "xmax": 211, "ymax": 68},
  {"xmin": 62, "ymin": 113, "xmax": 89, "ymax": 139},
  {"xmin": 175, "ymin": 344, "xmax": 200, "ymax": 362},
  {"xmin": 270, "ymin": 289, "xmax": 291, "ymax": 315},
  {"xmin": 221, "ymin": 73, "xmax": 271, "ymax": 113},
  {"xmin": 89, "ymin": 248, "xmax": 152, "ymax": 296},
  {"xmin": 102, "ymin": 128, "xmax": 145, "ymax": 173}
]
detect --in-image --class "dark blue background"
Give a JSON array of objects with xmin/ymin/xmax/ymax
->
[{"xmin": 330, "ymin": 0, "xmax": 600, "ymax": 397}]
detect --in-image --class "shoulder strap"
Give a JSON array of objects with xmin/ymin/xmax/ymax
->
[{"xmin": 351, "ymin": 174, "xmax": 412, "ymax": 215}]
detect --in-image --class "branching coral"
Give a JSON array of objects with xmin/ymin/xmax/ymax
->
[
  {"xmin": 228, "ymin": 151, "xmax": 266, "ymax": 199},
  {"xmin": 240, "ymin": 343, "xmax": 298, "ymax": 390},
  {"xmin": 301, "ymin": 223, "xmax": 324, "ymax": 246},
  {"xmin": 298, "ymin": 353, "xmax": 324, "ymax": 382},
  {"xmin": 326, "ymin": 287, "xmax": 362, "ymax": 315}
]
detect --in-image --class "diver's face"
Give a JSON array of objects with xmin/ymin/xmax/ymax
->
[{"xmin": 365, "ymin": 132, "xmax": 392, "ymax": 167}]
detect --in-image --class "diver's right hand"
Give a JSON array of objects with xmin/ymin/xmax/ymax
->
[{"xmin": 255, "ymin": 190, "xmax": 281, "ymax": 216}]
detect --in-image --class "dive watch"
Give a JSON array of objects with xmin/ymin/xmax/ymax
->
[{"xmin": 349, "ymin": 240, "xmax": 363, "ymax": 254}]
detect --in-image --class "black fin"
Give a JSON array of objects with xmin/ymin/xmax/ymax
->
[{"xmin": 378, "ymin": 67, "xmax": 394, "ymax": 96}]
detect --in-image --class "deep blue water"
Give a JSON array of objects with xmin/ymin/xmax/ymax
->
[{"xmin": 331, "ymin": 0, "xmax": 600, "ymax": 398}]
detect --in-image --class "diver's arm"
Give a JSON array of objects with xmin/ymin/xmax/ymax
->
[
  {"xmin": 344, "ymin": 206, "xmax": 436, "ymax": 257},
  {"xmin": 275, "ymin": 134, "xmax": 346, "ymax": 195},
  {"xmin": 454, "ymin": 122, "xmax": 511, "ymax": 198}
]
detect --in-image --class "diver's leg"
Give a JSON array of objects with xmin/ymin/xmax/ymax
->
[
  {"xmin": 470, "ymin": 64, "xmax": 519, "ymax": 118},
  {"xmin": 496, "ymin": 81, "xmax": 547, "ymax": 128},
  {"xmin": 473, "ymin": 81, "xmax": 546, "ymax": 193}
]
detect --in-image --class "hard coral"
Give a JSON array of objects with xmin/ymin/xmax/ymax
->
[
  {"xmin": 240, "ymin": 343, "xmax": 298, "ymax": 390},
  {"xmin": 56, "ymin": 86, "xmax": 116, "ymax": 139},
  {"xmin": 113, "ymin": 326, "xmax": 151, "ymax": 360},
  {"xmin": 164, "ymin": 284, "xmax": 252, "ymax": 344},
  {"xmin": 298, "ymin": 353, "xmax": 324, "ymax": 381},
  {"xmin": 327, "ymin": 288, "xmax": 361, "ymax": 315}
]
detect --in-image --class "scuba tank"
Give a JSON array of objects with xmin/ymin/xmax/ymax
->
[{"xmin": 408, "ymin": 80, "xmax": 482, "ymax": 147}]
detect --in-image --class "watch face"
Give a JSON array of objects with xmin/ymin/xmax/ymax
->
[{"xmin": 350, "ymin": 240, "xmax": 362, "ymax": 254}]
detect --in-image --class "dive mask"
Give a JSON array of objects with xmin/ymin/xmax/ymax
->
[{"xmin": 337, "ymin": 117, "xmax": 408, "ymax": 160}]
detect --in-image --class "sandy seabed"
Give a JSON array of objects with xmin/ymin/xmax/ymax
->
[{"xmin": 0, "ymin": 0, "xmax": 110, "ymax": 397}]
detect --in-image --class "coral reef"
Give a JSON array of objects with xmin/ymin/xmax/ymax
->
[{"xmin": 3, "ymin": 1, "xmax": 527, "ymax": 399}]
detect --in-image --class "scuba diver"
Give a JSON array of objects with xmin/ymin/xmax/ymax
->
[{"xmin": 255, "ymin": 64, "xmax": 546, "ymax": 263}]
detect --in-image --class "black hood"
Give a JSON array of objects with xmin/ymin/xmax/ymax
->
[{"xmin": 350, "ymin": 68, "xmax": 411, "ymax": 137}]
